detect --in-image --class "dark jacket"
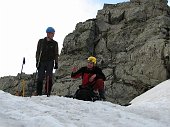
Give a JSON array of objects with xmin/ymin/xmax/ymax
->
[
  {"xmin": 36, "ymin": 37, "xmax": 58, "ymax": 63},
  {"xmin": 71, "ymin": 66, "xmax": 106, "ymax": 87}
]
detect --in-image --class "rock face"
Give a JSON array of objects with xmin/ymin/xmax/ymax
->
[
  {"xmin": 0, "ymin": 73, "xmax": 36, "ymax": 96},
  {"xmin": 0, "ymin": 0, "xmax": 170, "ymax": 105},
  {"xmin": 53, "ymin": 0, "xmax": 170, "ymax": 105}
]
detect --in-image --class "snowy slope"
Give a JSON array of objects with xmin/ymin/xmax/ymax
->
[{"xmin": 0, "ymin": 80, "xmax": 170, "ymax": 127}]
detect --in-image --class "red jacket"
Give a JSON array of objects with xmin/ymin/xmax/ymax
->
[{"xmin": 71, "ymin": 66, "xmax": 106, "ymax": 87}]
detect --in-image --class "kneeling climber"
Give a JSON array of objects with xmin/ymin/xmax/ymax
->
[{"xmin": 71, "ymin": 56, "xmax": 106, "ymax": 100}]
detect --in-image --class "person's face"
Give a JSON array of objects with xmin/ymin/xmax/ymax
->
[
  {"xmin": 87, "ymin": 61, "xmax": 94, "ymax": 69},
  {"xmin": 47, "ymin": 32, "xmax": 55, "ymax": 39}
]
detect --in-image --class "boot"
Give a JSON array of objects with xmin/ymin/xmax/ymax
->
[
  {"xmin": 92, "ymin": 90, "xmax": 100, "ymax": 101},
  {"xmin": 36, "ymin": 81, "xmax": 43, "ymax": 95},
  {"xmin": 45, "ymin": 78, "xmax": 53, "ymax": 96},
  {"xmin": 99, "ymin": 90, "xmax": 106, "ymax": 101}
]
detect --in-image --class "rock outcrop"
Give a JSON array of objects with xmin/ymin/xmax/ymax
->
[
  {"xmin": 53, "ymin": 0, "xmax": 170, "ymax": 105},
  {"xmin": 0, "ymin": 0, "xmax": 170, "ymax": 105},
  {"xmin": 0, "ymin": 73, "xmax": 36, "ymax": 96}
]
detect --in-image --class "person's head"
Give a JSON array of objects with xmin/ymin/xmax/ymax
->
[
  {"xmin": 87, "ymin": 56, "xmax": 96, "ymax": 69},
  {"xmin": 46, "ymin": 27, "xmax": 55, "ymax": 39}
]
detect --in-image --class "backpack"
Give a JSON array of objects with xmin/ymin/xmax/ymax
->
[{"xmin": 74, "ymin": 87, "xmax": 94, "ymax": 101}]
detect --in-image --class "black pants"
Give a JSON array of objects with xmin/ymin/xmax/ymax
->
[{"xmin": 37, "ymin": 61, "xmax": 54, "ymax": 95}]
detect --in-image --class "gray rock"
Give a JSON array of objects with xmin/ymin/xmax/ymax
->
[
  {"xmin": 1, "ymin": 0, "xmax": 170, "ymax": 105},
  {"xmin": 55, "ymin": 0, "xmax": 170, "ymax": 105}
]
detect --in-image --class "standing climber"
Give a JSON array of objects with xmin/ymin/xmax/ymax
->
[{"xmin": 36, "ymin": 27, "xmax": 59, "ymax": 96}]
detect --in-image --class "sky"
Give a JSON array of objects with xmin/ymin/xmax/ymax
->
[
  {"xmin": 0, "ymin": 0, "xmax": 169, "ymax": 77},
  {"xmin": 0, "ymin": 0, "xmax": 131, "ymax": 77},
  {"xmin": 0, "ymin": 79, "xmax": 170, "ymax": 127}
]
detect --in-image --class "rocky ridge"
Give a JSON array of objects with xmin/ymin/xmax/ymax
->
[
  {"xmin": 54, "ymin": 0, "xmax": 170, "ymax": 104},
  {"xmin": 0, "ymin": 0, "xmax": 170, "ymax": 105}
]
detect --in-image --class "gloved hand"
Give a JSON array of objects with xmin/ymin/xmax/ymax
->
[
  {"xmin": 54, "ymin": 62, "xmax": 58, "ymax": 69},
  {"xmin": 89, "ymin": 74, "xmax": 96, "ymax": 82},
  {"xmin": 72, "ymin": 67, "xmax": 78, "ymax": 73}
]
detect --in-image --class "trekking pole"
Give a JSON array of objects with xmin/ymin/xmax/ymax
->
[
  {"xmin": 46, "ymin": 76, "xmax": 50, "ymax": 97},
  {"xmin": 31, "ymin": 50, "xmax": 42, "ymax": 97},
  {"xmin": 17, "ymin": 57, "xmax": 25, "ymax": 96}
]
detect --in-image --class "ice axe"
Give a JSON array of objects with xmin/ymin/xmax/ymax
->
[
  {"xmin": 17, "ymin": 57, "xmax": 26, "ymax": 96},
  {"xmin": 21, "ymin": 57, "xmax": 25, "ymax": 75}
]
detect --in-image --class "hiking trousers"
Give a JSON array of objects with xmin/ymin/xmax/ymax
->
[
  {"xmin": 37, "ymin": 60, "xmax": 54, "ymax": 95},
  {"xmin": 93, "ymin": 79, "xmax": 104, "ymax": 91}
]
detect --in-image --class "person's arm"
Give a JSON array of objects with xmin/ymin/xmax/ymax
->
[
  {"xmin": 54, "ymin": 41, "xmax": 59, "ymax": 69},
  {"xmin": 36, "ymin": 39, "xmax": 41, "ymax": 61},
  {"xmin": 96, "ymin": 67, "xmax": 106, "ymax": 81},
  {"xmin": 71, "ymin": 67, "xmax": 84, "ymax": 79}
]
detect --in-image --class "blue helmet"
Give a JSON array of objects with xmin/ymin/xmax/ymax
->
[{"xmin": 46, "ymin": 27, "xmax": 55, "ymax": 33}]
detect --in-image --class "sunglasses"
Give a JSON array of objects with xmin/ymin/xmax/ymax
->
[{"xmin": 87, "ymin": 61, "xmax": 94, "ymax": 64}]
